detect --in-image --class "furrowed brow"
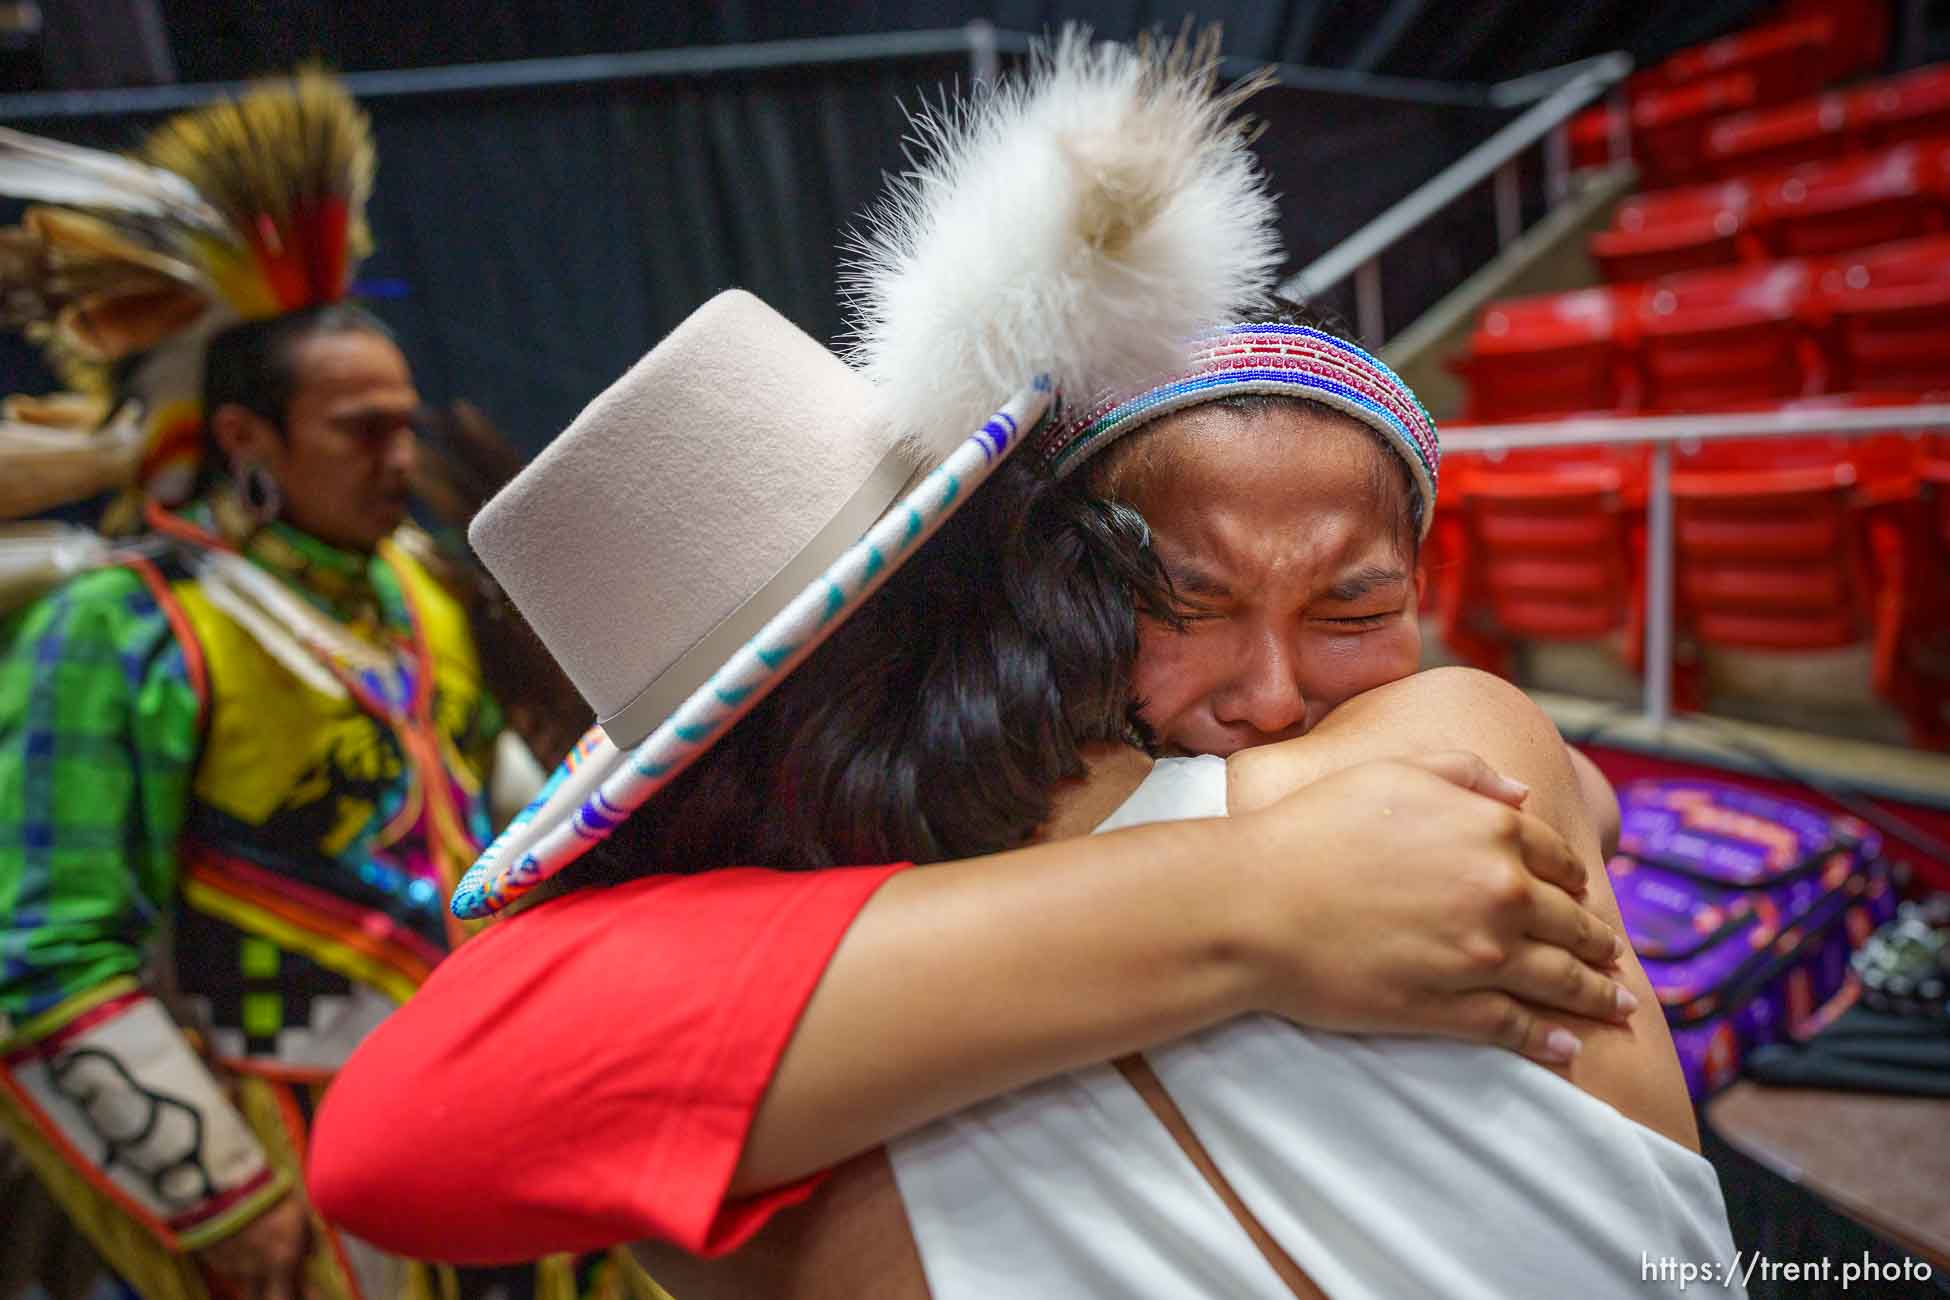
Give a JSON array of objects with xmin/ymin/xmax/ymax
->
[
  {"xmin": 1166, "ymin": 561, "xmax": 1233, "ymax": 601},
  {"xmin": 1323, "ymin": 564, "xmax": 1408, "ymax": 603}
]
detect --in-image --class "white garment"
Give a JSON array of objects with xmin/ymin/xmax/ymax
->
[{"xmin": 889, "ymin": 755, "xmax": 1743, "ymax": 1299}]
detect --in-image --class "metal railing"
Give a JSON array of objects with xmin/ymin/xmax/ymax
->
[
  {"xmin": 1444, "ymin": 405, "xmax": 1950, "ymax": 730},
  {"xmin": 1280, "ymin": 50, "xmax": 1634, "ymax": 343}
]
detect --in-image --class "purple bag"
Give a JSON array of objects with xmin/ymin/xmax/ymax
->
[{"xmin": 1612, "ymin": 779, "xmax": 1898, "ymax": 1100}]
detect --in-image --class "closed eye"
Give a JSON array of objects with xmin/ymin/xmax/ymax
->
[{"xmin": 1159, "ymin": 561, "xmax": 1235, "ymax": 624}]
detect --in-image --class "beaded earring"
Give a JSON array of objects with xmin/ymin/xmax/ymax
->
[{"xmin": 237, "ymin": 459, "xmax": 283, "ymax": 525}]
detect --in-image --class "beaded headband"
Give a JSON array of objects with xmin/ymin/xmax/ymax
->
[{"xmin": 1036, "ymin": 323, "xmax": 1440, "ymax": 535}]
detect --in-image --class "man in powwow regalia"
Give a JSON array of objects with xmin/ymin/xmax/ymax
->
[{"xmin": 0, "ymin": 73, "xmax": 607, "ymax": 1300}]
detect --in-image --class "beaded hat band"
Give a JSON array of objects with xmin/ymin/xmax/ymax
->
[{"xmin": 1036, "ymin": 323, "xmax": 1440, "ymax": 536}]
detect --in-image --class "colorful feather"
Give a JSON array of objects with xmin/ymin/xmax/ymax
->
[
  {"xmin": 0, "ymin": 126, "xmax": 223, "ymax": 230},
  {"xmin": 141, "ymin": 67, "xmax": 375, "ymax": 312}
]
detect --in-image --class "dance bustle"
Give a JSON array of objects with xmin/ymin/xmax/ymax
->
[
  {"xmin": 842, "ymin": 25, "xmax": 1283, "ymax": 465},
  {"xmin": 0, "ymin": 127, "xmax": 222, "ymax": 229}
]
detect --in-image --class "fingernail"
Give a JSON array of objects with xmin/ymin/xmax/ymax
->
[
  {"xmin": 1612, "ymin": 931, "xmax": 1627, "ymax": 961},
  {"xmin": 1615, "ymin": 986, "xmax": 1640, "ymax": 1016},
  {"xmin": 1545, "ymin": 1029, "xmax": 1582, "ymax": 1063},
  {"xmin": 1504, "ymin": 777, "xmax": 1531, "ymax": 802}
]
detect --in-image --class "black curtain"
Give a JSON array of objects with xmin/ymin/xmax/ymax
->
[
  {"xmin": 1250, "ymin": 80, "xmax": 1511, "ymax": 335},
  {"xmin": 354, "ymin": 57, "xmax": 965, "ymax": 450}
]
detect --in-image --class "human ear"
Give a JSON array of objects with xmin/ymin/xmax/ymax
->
[{"xmin": 207, "ymin": 403, "xmax": 282, "ymax": 471}]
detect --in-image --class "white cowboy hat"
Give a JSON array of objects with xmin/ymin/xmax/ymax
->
[{"xmin": 454, "ymin": 291, "xmax": 1048, "ymax": 916}]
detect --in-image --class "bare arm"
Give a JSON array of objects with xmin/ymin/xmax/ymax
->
[
  {"xmin": 733, "ymin": 750, "xmax": 1632, "ymax": 1194},
  {"xmin": 1228, "ymin": 666, "xmax": 1696, "ymax": 1150},
  {"xmin": 1568, "ymin": 745, "xmax": 1622, "ymax": 859}
]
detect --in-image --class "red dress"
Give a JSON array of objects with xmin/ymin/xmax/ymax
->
[{"xmin": 308, "ymin": 864, "xmax": 908, "ymax": 1262}]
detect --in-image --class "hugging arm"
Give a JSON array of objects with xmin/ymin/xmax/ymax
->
[
  {"xmin": 656, "ymin": 675, "xmax": 1689, "ymax": 1296},
  {"xmin": 732, "ymin": 739, "xmax": 1631, "ymax": 1195},
  {"xmin": 1228, "ymin": 665, "xmax": 1695, "ymax": 1149},
  {"xmin": 307, "ymin": 698, "xmax": 1639, "ymax": 1264}
]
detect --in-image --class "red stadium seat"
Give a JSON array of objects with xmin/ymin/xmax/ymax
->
[
  {"xmin": 1634, "ymin": 73, "xmax": 1762, "ymax": 187},
  {"xmin": 1670, "ymin": 457, "xmax": 1870, "ymax": 648},
  {"xmin": 1911, "ymin": 435, "xmax": 1950, "ymax": 743},
  {"xmin": 1782, "ymin": 0, "xmax": 1890, "ymax": 82},
  {"xmin": 1420, "ymin": 448, "xmax": 1478, "ymax": 610},
  {"xmin": 1451, "ymin": 288, "xmax": 1639, "ymax": 420},
  {"xmin": 1915, "ymin": 428, "xmax": 1950, "ymax": 587},
  {"xmin": 1449, "ymin": 446, "xmax": 1647, "ymax": 675},
  {"xmin": 1704, "ymin": 92, "xmax": 1852, "ymax": 177},
  {"xmin": 1611, "ymin": 180, "xmax": 1756, "ymax": 235},
  {"xmin": 1638, "ymin": 261, "xmax": 1821, "ymax": 411},
  {"xmin": 1853, "ymin": 65, "xmax": 1950, "ymax": 150},
  {"xmin": 1844, "ymin": 429, "xmax": 1928, "ymax": 509},
  {"xmin": 1420, "ymin": 450, "xmax": 1499, "ymax": 666},
  {"xmin": 1569, "ymin": 104, "xmax": 1620, "ymax": 172},
  {"xmin": 1695, "ymin": 63, "xmax": 1950, "ymax": 180},
  {"xmin": 1660, "ymin": 17, "xmax": 1835, "ymax": 106},
  {"xmin": 1927, "ymin": 435, "xmax": 1950, "ymax": 534},
  {"xmin": 1821, "ymin": 234, "xmax": 1950, "ymax": 392},
  {"xmin": 1777, "ymin": 0, "xmax": 1889, "ymax": 83},
  {"xmin": 1564, "ymin": 14, "xmax": 1886, "ymax": 176},
  {"xmin": 1671, "ymin": 397, "xmax": 1939, "ymax": 745},
  {"xmin": 1757, "ymin": 145, "xmax": 1944, "ymax": 258},
  {"xmin": 1592, "ymin": 181, "xmax": 1761, "ymax": 282}
]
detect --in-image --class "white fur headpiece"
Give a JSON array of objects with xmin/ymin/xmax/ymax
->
[{"xmin": 843, "ymin": 26, "xmax": 1284, "ymax": 464}]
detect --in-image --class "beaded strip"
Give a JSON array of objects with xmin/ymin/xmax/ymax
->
[{"xmin": 1037, "ymin": 323, "xmax": 1440, "ymax": 533}]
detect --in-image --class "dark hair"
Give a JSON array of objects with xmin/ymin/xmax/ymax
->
[
  {"xmin": 201, "ymin": 301, "xmax": 393, "ymax": 435},
  {"xmin": 559, "ymin": 452, "xmax": 1186, "ymax": 884},
  {"xmin": 1088, "ymin": 297, "xmax": 1425, "ymax": 552}
]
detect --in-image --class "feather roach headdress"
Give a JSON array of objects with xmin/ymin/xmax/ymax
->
[{"xmin": 0, "ymin": 68, "xmax": 375, "ymax": 517}]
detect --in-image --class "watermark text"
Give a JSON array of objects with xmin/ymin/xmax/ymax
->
[{"xmin": 1642, "ymin": 1250, "xmax": 1935, "ymax": 1291}]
